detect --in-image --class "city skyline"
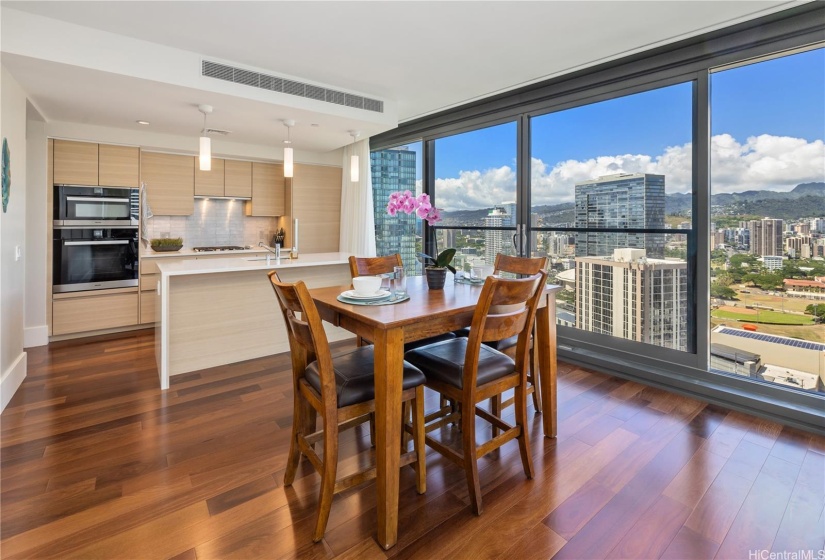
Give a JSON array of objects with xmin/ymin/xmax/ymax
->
[{"xmin": 407, "ymin": 48, "xmax": 824, "ymax": 213}]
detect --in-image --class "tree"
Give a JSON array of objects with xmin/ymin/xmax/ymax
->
[
  {"xmin": 711, "ymin": 284, "xmax": 737, "ymax": 300},
  {"xmin": 805, "ymin": 304, "xmax": 825, "ymax": 321}
]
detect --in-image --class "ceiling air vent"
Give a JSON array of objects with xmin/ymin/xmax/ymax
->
[
  {"xmin": 202, "ymin": 60, "xmax": 384, "ymax": 114},
  {"xmin": 205, "ymin": 128, "xmax": 231, "ymax": 136}
]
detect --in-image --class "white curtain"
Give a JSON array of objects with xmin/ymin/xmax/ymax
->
[{"xmin": 339, "ymin": 138, "xmax": 376, "ymax": 256}]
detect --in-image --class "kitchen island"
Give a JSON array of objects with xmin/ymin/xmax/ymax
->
[{"xmin": 154, "ymin": 252, "xmax": 353, "ymax": 389}]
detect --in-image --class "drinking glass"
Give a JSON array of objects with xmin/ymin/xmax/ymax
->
[{"xmin": 393, "ymin": 266, "xmax": 407, "ymax": 298}]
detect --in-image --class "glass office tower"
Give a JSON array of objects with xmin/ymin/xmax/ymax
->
[
  {"xmin": 575, "ymin": 173, "xmax": 666, "ymax": 258},
  {"xmin": 371, "ymin": 147, "xmax": 421, "ymax": 275}
]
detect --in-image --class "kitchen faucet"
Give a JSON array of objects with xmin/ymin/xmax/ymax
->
[{"xmin": 258, "ymin": 241, "xmax": 281, "ymax": 263}]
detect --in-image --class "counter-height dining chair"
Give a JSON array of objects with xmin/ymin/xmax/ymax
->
[
  {"xmin": 348, "ymin": 254, "xmax": 457, "ymax": 351},
  {"xmin": 456, "ymin": 254, "xmax": 548, "ymax": 414},
  {"xmin": 404, "ymin": 271, "xmax": 547, "ymax": 515},
  {"xmin": 268, "ymin": 271, "xmax": 427, "ymax": 542},
  {"xmin": 350, "ymin": 254, "xmax": 458, "ymax": 443}
]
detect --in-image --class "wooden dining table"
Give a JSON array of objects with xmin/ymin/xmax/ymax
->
[{"xmin": 309, "ymin": 275, "xmax": 561, "ymax": 549}]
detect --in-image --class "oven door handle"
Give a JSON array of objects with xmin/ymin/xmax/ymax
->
[
  {"xmin": 65, "ymin": 196, "xmax": 130, "ymax": 203},
  {"xmin": 64, "ymin": 240, "xmax": 130, "ymax": 246}
]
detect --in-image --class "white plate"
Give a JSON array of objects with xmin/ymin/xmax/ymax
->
[{"xmin": 340, "ymin": 289, "xmax": 391, "ymax": 300}]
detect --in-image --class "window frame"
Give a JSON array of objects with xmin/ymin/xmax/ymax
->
[{"xmin": 369, "ymin": 4, "xmax": 825, "ymax": 433}]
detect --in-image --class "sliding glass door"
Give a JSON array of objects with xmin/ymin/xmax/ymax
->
[
  {"xmin": 431, "ymin": 122, "xmax": 519, "ymax": 272},
  {"xmin": 529, "ymin": 82, "xmax": 696, "ymax": 354}
]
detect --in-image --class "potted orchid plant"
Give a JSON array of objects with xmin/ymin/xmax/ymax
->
[{"xmin": 386, "ymin": 190, "xmax": 455, "ymax": 289}]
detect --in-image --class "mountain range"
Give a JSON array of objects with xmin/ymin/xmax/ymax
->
[{"xmin": 439, "ymin": 182, "xmax": 825, "ymax": 226}]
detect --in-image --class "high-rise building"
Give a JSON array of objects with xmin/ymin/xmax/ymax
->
[
  {"xmin": 574, "ymin": 173, "xmax": 665, "ymax": 258},
  {"xmin": 785, "ymin": 235, "xmax": 812, "ymax": 259},
  {"xmin": 547, "ymin": 233, "xmax": 573, "ymax": 257},
  {"xmin": 748, "ymin": 218, "xmax": 784, "ymax": 257},
  {"xmin": 575, "ymin": 248, "xmax": 687, "ymax": 351},
  {"xmin": 484, "ymin": 207, "xmax": 508, "ymax": 264},
  {"xmin": 371, "ymin": 147, "xmax": 421, "ymax": 275}
]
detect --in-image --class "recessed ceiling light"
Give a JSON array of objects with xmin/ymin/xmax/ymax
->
[{"xmin": 136, "ymin": 120, "xmax": 150, "ymax": 125}]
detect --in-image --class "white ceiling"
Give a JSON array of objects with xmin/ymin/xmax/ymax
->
[{"xmin": 1, "ymin": 1, "xmax": 802, "ymax": 152}]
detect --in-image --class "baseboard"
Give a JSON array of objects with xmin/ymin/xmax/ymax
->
[
  {"xmin": 24, "ymin": 325, "xmax": 49, "ymax": 348},
  {"xmin": 1, "ymin": 352, "xmax": 27, "ymax": 412}
]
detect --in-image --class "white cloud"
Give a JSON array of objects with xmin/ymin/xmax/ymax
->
[{"xmin": 432, "ymin": 134, "xmax": 825, "ymax": 211}]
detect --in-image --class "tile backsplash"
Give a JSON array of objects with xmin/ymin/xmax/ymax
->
[{"xmin": 143, "ymin": 199, "xmax": 279, "ymax": 248}]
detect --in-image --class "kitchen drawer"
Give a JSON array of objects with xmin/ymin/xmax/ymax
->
[
  {"xmin": 140, "ymin": 291, "xmax": 158, "ymax": 324},
  {"xmin": 140, "ymin": 256, "xmax": 191, "ymax": 274},
  {"xmin": 141, "ymin": 259, "xmax": 161, "ymax": 274},
  {"xmin": 140, "ymin": 274, "xmax": 159, "ymax": 292},
  {"xmin": 53, "ymin": 290, "xmax": 138, "ymax": 335}
]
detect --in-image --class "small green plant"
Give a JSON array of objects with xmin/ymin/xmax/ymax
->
[
  {"xmin": 417, "ymin": 248, "xmax": 456, "ymax": 274},
  {"xmin": 150, "ymin": 237, "xmax": 183, "ymax": 248}
]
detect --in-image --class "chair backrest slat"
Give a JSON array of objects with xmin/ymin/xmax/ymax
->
[
  {"xmin": 463, "ymin": 271, "xmax": 548, "ymax": 392},
  {"xmin": 494, "ymin": 254, "xmax": 548, "ymax": 277},
  {"xmin": 268, "ymin": 271, "xmax": 338, "ymax": 407},
  {"xmin": 349, "ymin": 254, "xmax": 403, "ymax": 278}
]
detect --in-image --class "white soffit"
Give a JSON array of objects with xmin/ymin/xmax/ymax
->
[
  {"xmin": 0, "ymin": 7, "xmax": 396, "ymax": 152},
  {"xmin": 0, "ymin": 1, "xmax": 803, "ymax": 149}
]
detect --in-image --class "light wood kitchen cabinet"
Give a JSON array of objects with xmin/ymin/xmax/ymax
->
[
  {"xmin": 52, "ymin": 288, "xmax": 139, "ymax": 335},
  {"xmin": 224, "ymin": 159, "xmax": 253, "ymax": 198},
  {"xmin": 53, "ymin": 140, "xmax": 98, "ymax": 185},
  {"xmin": 246, "ymin": 162, "xmax": 284, "ymax": 216},
  {"xmin": 139, "ymin": 273, "xmax": 159, "ymax": 324},
  {"xmin": 141, "ymin": 152, "xmax": 195, "ymax": 215},
  {"xmin": 140, "ymin": 291, "xmax": 158, "ymax": 324},
  {"xmin": 194, "ymin": 158, "xmax": 225, "ymax": 197},
  {"xmin": 292, "ymin": 164, "xmax": 343, "ymax": 253},
  {"xmin": 99, "ymin": 144, "xmax": 140, "ymax": 187}
]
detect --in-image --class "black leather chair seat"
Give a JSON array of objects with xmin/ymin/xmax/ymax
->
[
  {"xmin": 405, "ymin": 338, "xmax": 515, "ymax": 390},
  {"xmin": 404, "ymin": 332, "xmax": 457, "ymax": 351},
  {"xmin": 305, "ymin": 346, "xmax": 426, "ymax": 408},
  {"xmin": 363, "ymin": 331, "xmax": 457, "ymax": 352},
  {"xmin": 453, "ymin": 327, "xmax": 518, "ymax": 352}
]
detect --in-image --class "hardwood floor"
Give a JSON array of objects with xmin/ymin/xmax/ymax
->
[{"xmin": 2, "ymin": 329, "xmax": 823, "ymax": 559}]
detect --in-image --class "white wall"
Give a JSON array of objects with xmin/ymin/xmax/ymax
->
[
  {"xmin": 0, "ymin": 65, "xmax": 29, "ymax": 410},
  {"xmin": 25, "ymin": 104, "xmax": 47, "ymax": 347}
]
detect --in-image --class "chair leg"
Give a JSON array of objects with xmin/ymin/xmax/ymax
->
[
  {"xmin": 529, "ymin": 330, "xmax": 542, "ymax": 413},
  {"xmin": 490, "ymin": 395, "xmax": 502, "ymax": 437},
  {"xmin": 312, "ymin": 419, "xmax": 339, "ymax": 543},
  {"xmin": 369, "ymin": 412, "xmax": 376, "ymax": 448},
  {"xmin": 462, "ymin": 400, "xmax": 483, "ymax": 515},
  {"xmin": 412, "ymin": 386, "xmax": 427, "ymax": 495},
  {"xmin": 514, "ymin": 383, "xmax": 534, "ymax": 480},
  {"xmin": 401, "ymin": 401, "xmax": 411, "ymax": 451},
  {"xmin": 284, "ymin": 393, "xmax": 313, "ymax": 486}
]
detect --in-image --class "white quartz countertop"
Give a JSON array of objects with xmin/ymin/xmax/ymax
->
[
  {"xmin": 142, "ymin": 247, "xmax": 269, "ymax": 258},
  {"xmin": 156, "ymin": 252, "xmax": 352, "ymax": 277}
]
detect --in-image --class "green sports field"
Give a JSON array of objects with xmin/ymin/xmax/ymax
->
[{"xmin": 711, "ymin": 308, "xmax": 814, "ymax": 325}]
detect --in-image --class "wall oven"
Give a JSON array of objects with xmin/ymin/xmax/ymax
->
[
  {"xmin": 54, "ymin": 185, "xmax": 139, "ymax": 227},
  {"xmin": 53, "ymin": 228, "xmax": 139, "ymax": 293}
]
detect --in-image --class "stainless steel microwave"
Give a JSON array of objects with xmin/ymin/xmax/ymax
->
[{"xmin": 53, "ymin": 185, "xmax": 139, "ymax": 227}]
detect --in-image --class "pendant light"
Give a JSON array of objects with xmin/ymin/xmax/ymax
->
[
  {"xmin": 349, "ymin": 130, "xmax": 361, "ymax": 182},
  {"xmin": 198, "ymin": 104, "xmax": 213, "ymax": 171},
  {"xmin": 283, "ymin": 119, "xmax": 295, "ymax": 178}
]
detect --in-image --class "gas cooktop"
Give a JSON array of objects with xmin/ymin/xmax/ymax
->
[{"xmin": 192, "ymin": 246, "xmax": 248, "ymax": 252}]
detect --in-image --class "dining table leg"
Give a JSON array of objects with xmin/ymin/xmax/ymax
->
[
  {"xmin": 372, "ymin": 326, "xmax": 405, "ymax": 549},
  {"xmin": 535, "ymin": 295, "xmax": 558, "ymax": 438}
]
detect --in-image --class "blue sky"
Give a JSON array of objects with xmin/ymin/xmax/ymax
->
[{"xmin": 405, "ymin": 47, "xmax": 824, "ymax": 180}]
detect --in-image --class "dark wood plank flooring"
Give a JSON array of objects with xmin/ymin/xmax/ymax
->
[{"xmin": 2, "ymin": 329, "xmax": 823, "ymax": 559}]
